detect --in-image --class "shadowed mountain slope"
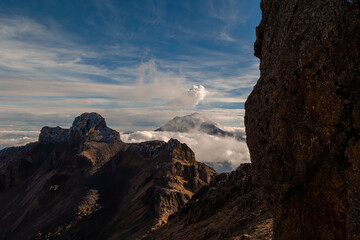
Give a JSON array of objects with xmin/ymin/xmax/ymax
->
[
  {"xmin": 143, "ymin": 164, "xmax": 272, "ymax": 240},
  {"xmin": 0, "ymin": 113, "xmax": 215, "ymax": 240}
]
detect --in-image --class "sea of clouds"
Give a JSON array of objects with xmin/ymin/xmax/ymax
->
[
  {"xmin": 121, "ymin": 130, "xmax": 250, "ymax": 172},
  {"xmin": 0, "ymin": 130, "xmax": 39, "ymax": 149},
  {"xmin": 0, "ymin": 124, "xmax": 250, "ymax": 173}
]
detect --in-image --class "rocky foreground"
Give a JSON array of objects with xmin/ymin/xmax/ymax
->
[
  {"xmin": 0, "ymin": 113, "xmax": 217, "ymax": 240},
  {"xmin": 246, "ymin": 0, "xmax": 360, "ymax": 239},
  {"xmin": 144, "ymin": 164, "xmax": 272, "ymax": 240},
  {"xmin": 0, "ymin": 113, "xmax": 270, "ymax": 240}
]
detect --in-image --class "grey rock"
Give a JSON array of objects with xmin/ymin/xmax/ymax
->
[
  {"xmin": 70, "ymin": 112, "xmax": 120, "ymax": 144},
  {"xmin": 38, "ymin": 113, "xmax": 121, "ymax": 145},
  {"xmin": 38, "ymin": 126, "xmax": 69, "ymax": 144}
]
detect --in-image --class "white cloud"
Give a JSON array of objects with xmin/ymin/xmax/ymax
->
[
  {"xmin": 208, "ymin": 0, "xmax": 249, "ymax": 25},
  {"xmin": 0, "ymin": 130, "xmax": 39, "ymax": 149},
  {"xmin": 168, "ymin": 85, "xmax": 207, "ymax": 108},
  {"xmin": 0, "ymin": 15, "xmax": 257, "ymax": 133},
  {"xmin": 219, "ymin": 32, "xmax": 235, "ymax": 42},
  {"xmin": 121, "ymin": 130, "xmax": 250, "ymax": 172},
  {"xmin": 0, "ymin": 128, "xmax": 250, "ymax": 173},
  {"xmin": 0, "ymin": 60, "xmax": 190, "ymax": 109}
]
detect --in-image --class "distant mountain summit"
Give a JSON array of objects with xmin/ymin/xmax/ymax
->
[
  {"xmin": 156, "ymin": 112, "xmax": 245, "ymax": 141},
  {"xmin": 156, "ymin": 113, "xmax": 219, "ymax": 134}
]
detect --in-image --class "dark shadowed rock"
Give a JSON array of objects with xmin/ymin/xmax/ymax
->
[
  {"xmin": 144, "ymin": 164, "xmax": 272, "ymax": 240},
  {"xmin": 0, "ymin": 113, "xmax": 215, "ymax": 240},
  {"xmin": 38, "ymin": 112, "xmax": 121, "ymax": 146},
  {"xmin": 39, "ymin": 127, "xmax": 69, "ymax": 144},
  {"xmin": 246, "ymin": 1, "xmax": 360, "ymax": 239},
  {"xmin": 70, "ymin": 112, "xmax": 120, "ymax": 144}
]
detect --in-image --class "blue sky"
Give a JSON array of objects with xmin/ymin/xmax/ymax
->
[{"xmin": 0, "ymin": 0, "xmax": 261, "ymax": 148}]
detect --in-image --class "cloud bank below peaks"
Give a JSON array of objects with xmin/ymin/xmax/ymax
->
[
  {"xmin": 121, "ymin": 130, "xmax": 250, "ymax": 172},
  {"xmin": 167, "ymin": 85, "xmax": 207, "ymax": 108}
]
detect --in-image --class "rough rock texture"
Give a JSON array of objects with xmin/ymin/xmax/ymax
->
[
  {"xmin": 0, "ymin": 113, "xmax": 215, "ymax": 240},
  {"xmin": 144, "ymin": 164, "xmax": 272, "ymax": 240},
  {"xmin": 39, "ymin": 127, "xmax": 69, "ymax": 144},
  {"xmin": 39, "ymin": 112, "xmax": 120, "ymax": 144},
  {"xmin": 70, "ymin": 112, "xmax": 120, "ymax": 144},
  {"xmin": 246, "ymin": 1, "xmax": 360, "ymax": 239}
]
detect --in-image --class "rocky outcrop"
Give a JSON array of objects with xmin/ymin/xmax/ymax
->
[
  {"xmin": 70, "ymin": 112, "xmax": 120, "ymax": 144},
  {"xmin": 246, "ymin": 1, "xmax": 360, "ymax": 239},
  {"xmin": 0, "ymin": 113, "xmax": 215, "ymax": 240},
  {"xmin": 144, "ymin": 164, "xmax": 272, "ymax": 240},
  {"xmin": 39, "ymin": 112, "xmax": 121, "ymax": 145},
  {"xmin": 38, "ymin": 127, "xmax": 69, "ymax": 144}
]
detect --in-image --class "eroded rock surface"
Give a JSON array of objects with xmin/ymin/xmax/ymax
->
[
  {"xmin": 39, "ymin": 112, "xmax": 121, "ymax": 145},
  {"xmin": 144, "ymin": 164, "xmax": 272, "ymax": 240},
  {"xmin": 246, "ymin": 1, "xmax": 360, "ymax": 239},
  {"xmin": 70, "ymin": 112, "xmax": 120, "ymax": 144},
  {"xmin": 0, "ymin": 113, "xmax": 215, "ymax": 240}
]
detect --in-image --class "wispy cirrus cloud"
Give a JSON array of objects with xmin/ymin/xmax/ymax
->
[
  {"xmin": 219, "ymin": 32, "xmax": 235, "ymax": 42},
  {"xmin": 0, "ymin": 0, "xmax": 261, "ymax": 157},
  {"xmin": 0, "ymin": 14, "xmax": 258, "ymax": 114},
  {"xmin": 0, "ymin": 16, "xmax": 150, "ymax": 85}
]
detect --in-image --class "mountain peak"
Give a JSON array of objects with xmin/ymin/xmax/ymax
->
[
  {"xmin": 39, "ymin": 112, "xmax": 120, "ymax": 144},
  {"xmin": 189, "ymin": 112, "xmax": 201, "ymax": 117},
  {"xmin": 0, "ymin": 113, "xmax": 215, "ymax": 240},
  {"xmin": 70, "ymin": 112, "xmax": 120, "ymax": 144},
  {"xmin": 155, "ymin": 113, "xmax": 246, "ymax": 141},
  {"xmin": 71, "ymin": 112, "xmax": 106, "ymax": 129},
  {"xmin": 156, "ymin": 112, "xmax": 215, "ymax": 133}
]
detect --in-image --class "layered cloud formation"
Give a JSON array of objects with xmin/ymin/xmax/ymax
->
[
  {"xmin": 0, "ymin": 11, "xmax": 259, "ymax": 133},
  {"xmin": 0, "ymin": 128, "xmax": 250, "ymax": 172},
  {"xmin": 0, "ymin": 130, "xmax": 38, "ymax": 149},
  {"xmin": 121, "ymin": 130, "xmax": 249, "ymax": 172},
  {"xmin": 0, "ymin": 1, "xmax": 261, "ymax": 171},
  {"xmin": 0, "ymin": 111, "xmax": 250, "ymax": 173}
]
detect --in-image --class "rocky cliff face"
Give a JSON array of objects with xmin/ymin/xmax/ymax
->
[
  {"xmin": 39, "ymin": 112, "xmax": 120, "ymax": 144},
  {"xmin": 144, "ymin": 164, "xmax": 272, "ymax": 240},
  {"xmin": 0, "ymin": 113, "xmax": 215, "ymax": 240},
  {"xmin": 246, "ymin": 1, "xmax": 360, "ymax": 239}
]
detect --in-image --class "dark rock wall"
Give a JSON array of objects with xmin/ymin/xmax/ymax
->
[
  {"xmin": 246, "ymin": 0, "xmax": 360, "ymax": 239},
  {"xmin": 144, "ymin": 164, "xmax": 272, "ymax": 240}
]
